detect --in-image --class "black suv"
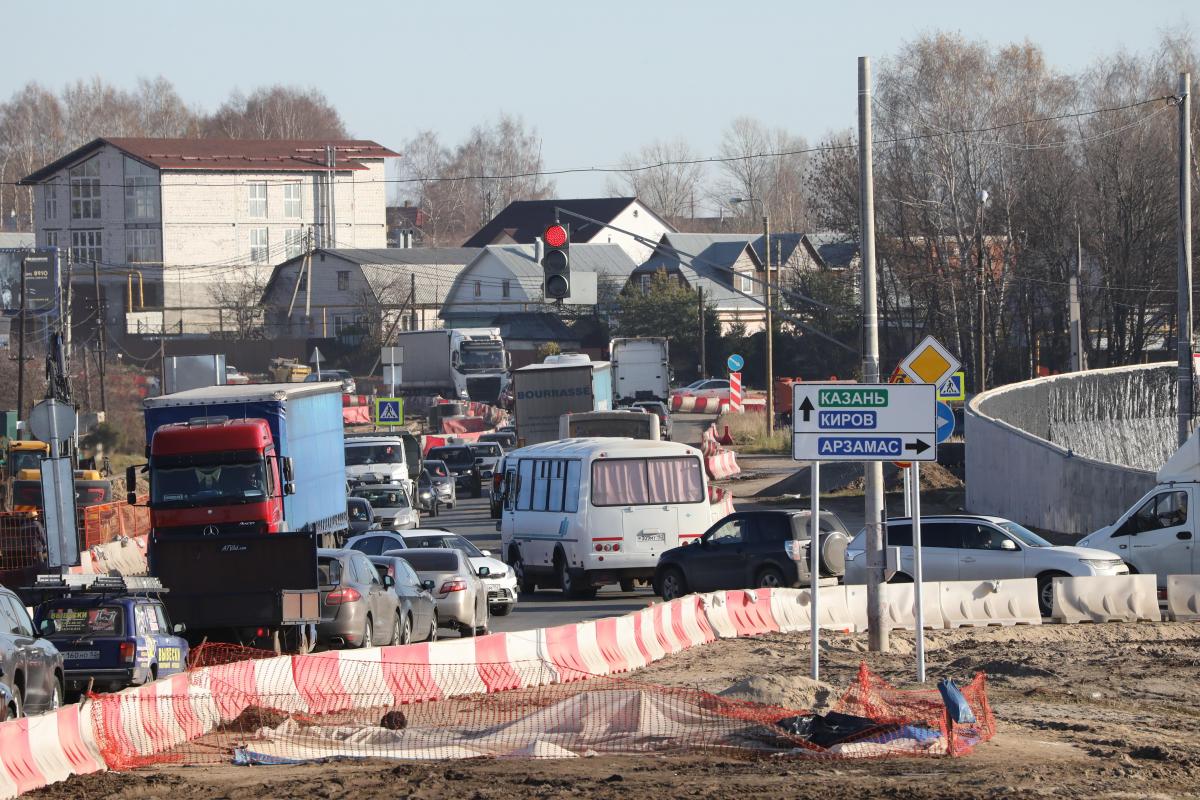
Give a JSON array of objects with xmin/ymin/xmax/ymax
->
[
  {"xmin": 653, "ymin": 510, "xmax": 850, "ymax": 600},
  {"xmin": 425, "ymin": 445, "xmax": 482, "ymax": 498}
]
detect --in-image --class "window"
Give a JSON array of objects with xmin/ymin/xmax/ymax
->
[
  {"xmin": 591, "ymin": 457, "xmax": 704, "ymax": 507},
  {"xmin": 2, "ymin": 595, "xmax": 34, "ymax": 637},
  {"xmin": 890, "ymin": 522, "xmax": 961, "ymax": 549},
  {"xmin": 317, "ymin": 556, "xmax": 343, "ymax": 586},
  {"xmin": 297, "ymin": 272, "xmax": 307, "ymax": 292},
  {"xmin": 334, "ymin": 315, "xmax": 349, "ymax": 334},
  {"xmin": 250, "ymin": 228, "xmax": 269, "ymax": 262},
  {"xmin": 125, "ymin": 228, "xmax": 160, "ymax": 264},
  {"xmin": 44, "ymin": 183, "xmax": 58, "ymax": 220},
  {"xmin": 284, "ymin": 228, "xmax": 304, "ymax": 260},
  {"xmin": 248, "ymin": 182, "xmax": 267, "ymax": 218},
  {"xmin": 737, "ymin": 272, "xmax": 755, "ymax": 293},
  {"xmin": 532, "ymin": 460, "xmax": 550, "ymax": 510},
  {"xmin": 474, "ymin": 280, "xmax": 482, "ymax": 297},
  {"xmin": 71, "ymin": 230, "xmax": 103, "ymax": 264},
  {"xmin": 640, "ymin": 275, "xmax": 651, "ymax": 294},
  {"xmin": 44, "ymin": 230, "xmax": 59, "ymax": 248},
  {"xmin": 337, "ymin": 271, "xmax": 350, "ymax": 291},
  {"xmin": 502, "ymin": 279, "xmax": 511, "ymax": 298},
  {"xmin": 516, "ymin": 459, "xmax": 534, "ymax": 509},
  {"xmin": 123, "ymin": 157, "xmax": 158, "ymax": 220},
  {"xmin": 707, "ymin": 518, "xmax": 746, "ymax": 546},
  {"xmin": 961, "ymin": 524, "xmax": 1015, "ymax": 551},
  {"xmin": 283, "ymin": 183, "xmax": 302, "ymax": 218},
  {"xmin": 70, "ymin": 159, "xmax": 101, "ymax": 219},
  {"xmin": 515, "ymin": 459, "xmax": 581, "ymax": 513},
  {"xmin": 1124, "ymin": 491, "xmax": 1188, "ymax": 534},
  {"xmin": 751, "ymin": 513, "xmax": 793, "ymax": 544}
]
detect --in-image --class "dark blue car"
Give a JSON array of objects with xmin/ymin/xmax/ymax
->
[{"xmin": 33, "ymin": 581, "xmax": 188, "ymax": 696}]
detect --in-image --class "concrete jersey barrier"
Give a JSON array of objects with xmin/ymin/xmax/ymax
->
[
  {"xmin": 1167, "ymin": 574, "xmax": 1200, "ymax": 621},
  {"xmin": 939, "ymin": 578, "xmax": 1041, "ymax": 627},
  {"xmin": 1051, "ymin": 574, "xmax": 1161, "ymax": 623}
]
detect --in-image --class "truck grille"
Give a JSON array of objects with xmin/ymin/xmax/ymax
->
[{"xmin": 466, "ymin": 377, "xmax": 501, "ymax": 402}]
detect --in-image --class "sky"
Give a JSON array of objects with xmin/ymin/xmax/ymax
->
[{"xmin": 3, "ymin": 0, "xmax": 1197, "ymax": 206}]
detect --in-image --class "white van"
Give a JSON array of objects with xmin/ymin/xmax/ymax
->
[{"xmin": 499, "ymin": 438, "xmax": 710, "ymax": 598}]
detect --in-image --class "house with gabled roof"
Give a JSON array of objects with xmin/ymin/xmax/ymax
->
[
  {"xmin": 20, "ymin": 137, "xmax": 398, "ymax": 334},
  {"xmin": 462, "ymin": 197, "xmax": 675, "ymax": 263},
  {"xmin": 259, "ymin": 246, "xmax": 480, "ymax": 338}
]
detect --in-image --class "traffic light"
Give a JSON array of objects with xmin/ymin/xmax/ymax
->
[{"xmin": 541, "ymin": 222, "xmax": 570, "ymax": 300}]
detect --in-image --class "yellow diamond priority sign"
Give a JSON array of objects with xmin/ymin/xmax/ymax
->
[{"xmin": 898, "ymin": 335, "xmax": 961, "ymax": 387}]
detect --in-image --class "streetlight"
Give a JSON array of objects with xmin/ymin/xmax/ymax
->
[
  {"xmin": 976, "ymin": 189, "xmax": 989, "ymax": 394},
  {"xmin": 730, "ymin": 196, "xmax": 775, "ymax": 435}
]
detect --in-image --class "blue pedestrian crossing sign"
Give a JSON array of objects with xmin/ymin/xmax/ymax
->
[
  {"xmin": 937, "ymin": 371, "xmax": 965, "ymax": 402},
  {"xmin": 935, "ymin": 401, "xmax": 955, "ymax": 444},
  {"xmin": 375, "ymin": 398, "xmax": 404, "ymax": 426}
]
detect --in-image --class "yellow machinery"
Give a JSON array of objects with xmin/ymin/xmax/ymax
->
[
  {"xmin": 269, "ymin": 358, "xmax": 312, "ymax": 383},
  {"xmin": 7, "ymin": 441, "xmax": 49, "ymax": 481}
]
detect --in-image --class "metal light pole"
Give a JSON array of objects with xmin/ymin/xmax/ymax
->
[
  {"xmin": 976, "ymin": 189, "xmax": 989, "ymax": 394},
  {"xmin": 1178, "ymin": 72, "xmax": 1194, "ymax": 446},
  {"xmin": 731, "ymin": 196, "xmax": 775, "ymax": 435}
]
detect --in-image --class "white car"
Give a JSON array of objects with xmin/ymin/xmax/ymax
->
[
  {"xmin": 348, "ymin": 484, "xmax": 420, "ymax": 530},
  {"xmin": 673, "ymin": 378, "xmax": 730, "ymax": 400},
  {"xmin": 843, "ymin": 515, "xmax": 1128, "ymax": 616},
  {"xmin": 399, "ymin": 530, "xmax": 518, "ymax": 616}
]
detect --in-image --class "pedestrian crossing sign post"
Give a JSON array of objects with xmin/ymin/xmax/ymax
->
[
  {"xmin": 375, "ymin": 398, "xmax": 404, "ymax": 426},
  {"xmin": 937, "ymin": 371, "xmax": 966, "ymax": 402}
]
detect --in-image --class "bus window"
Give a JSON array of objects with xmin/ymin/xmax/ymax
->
[{"xmin": 591, "ymin": 457, "xmax": 703, "ymax": 507}]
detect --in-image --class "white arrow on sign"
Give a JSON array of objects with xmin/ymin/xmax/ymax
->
[{"xmin": 791, "ymin": 383, "xmax": 937, "ymax": 462}]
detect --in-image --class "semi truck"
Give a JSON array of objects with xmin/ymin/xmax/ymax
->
[
  {"xmin": 513, "ymin": 355, "xmax": 613, "ymax": 445},
  {"xmin": 390, "ymin": 328, "xmax": 510, "ymax": 403},
  {"xmin": 131, "ymin": 383, "xmax": 348, "ymax": 652},
  {"xmin": 610, "ymin": 337, "xmax": 670, "ymax": 405}
]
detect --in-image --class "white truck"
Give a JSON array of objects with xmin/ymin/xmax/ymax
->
[
  {"xmin": 390, "ymin": 328, "xmax": 510, "ymax": 403},
  {"xmin": 1078, "ymin": 434, "xmax": 1200, "ymax": 588},
  {"xmin": 513, "ymin": 355, "xmax": 613, "ymax": 446},
  {"xmin": 610, "ymin": 337, "xmax": 670, "ymax": 405}
]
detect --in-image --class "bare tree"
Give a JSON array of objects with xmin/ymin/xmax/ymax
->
[
  {"xmin": 398, "ymin": 130, "xmax": 469, "ymax": 246},
  {"xmin": 0, "ymin": 83, "xmax": 65, "ymax": 228},
  {"xmin": 713, "ymin": 117, "xmax": 811, "ymax": 232},
  {"xmin": 606, "ymin": 138, "xmax": 705, "ymax": 219},
  {"xmin": 205, "ymin": 86, "xmax": 348, "ymax": 139},
  {"xmin": 209, "ymin": 266, "xmax": 269, "ymax": 339}
]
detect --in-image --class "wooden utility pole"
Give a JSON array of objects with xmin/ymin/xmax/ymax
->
[
  {"xmin": 698, "ymin": 286, "xmax": 706, "ymax": 378},
  {"xmin": 1178, "ymin": 72, "xmax": 1194, "ymax": 446}
]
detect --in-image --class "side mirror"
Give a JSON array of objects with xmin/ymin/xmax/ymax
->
[
  {"xmin": 282, "ymin": 457, "xmax": 295, "ymax": 483},
  {"xmin": 480, "ymin": 549, "xmax": 491, "ymax": 557},
  {"xmin": 285, "ymin": 482, "xmax": 296, "ymax": 496},
  {"xmin": 39, "ymin": 619, "xmax": 56, "ymax": 636},
  {"xmin": 173, "ymin": 622, "xmax": 187, "ymax": 634},
  {"xmin": 383, "ymin": 575, "xmax": 395, "ymax": 588},
  {"xmin": 1000, "ymin": 539, "xmax": 1018, "ymax": 551},
  {"xmin": 126, "ymin": 466, "xmax": 138, "ymax": 504},
  {"xmin": 477, "ymin": 566, "xmax": 491, "ymax": 578},
  {"xmin": 421, "ymin": 579, "xmax": 435, "ymax": 591}
]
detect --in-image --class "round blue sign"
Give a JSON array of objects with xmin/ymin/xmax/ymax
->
[
  {"xmin": 935, "ymin": 401, "xmax": 956, "ymax": 444},
  {"xmin": 726, "ymin": 354, "xmax": 744, "ymax": 372}
]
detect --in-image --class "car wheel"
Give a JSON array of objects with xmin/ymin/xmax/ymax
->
[
  {"xmin": 887, "ymin": 572, "xmax": 913, "ymax": 584},
  {"xmin": 659, "ymin": 567, "xmax": 687, "ymax": 601},
  {"xmin": 1037, "ymin": 572, "xmax": 1069, "ymax": 618},
  {"xmin": 491, "ymin": 602, "xmax": 513, "ymax": 617},
  {"xmin": 360, "ymin": 615, "xmax": 374, "ymax": 649},
  {"xmin": 512, "ymin": 550, "xmax": 535, "ymax": 594},
  {"xmin": 49, "ymin": 677, "xmax": 63, "ymax": 711},
  {"xmin": 619, "ymin": 579, "xmax": 636, "ymax": 593},
  {"xmin": 7, "ymin": 689, "xmax": 21, "ymax": 720},
  {"xmin": 400, "ymin": 614, "xmax": 413, "ymax": 645},
  {"xmin": 387, "ymin": 614, "xmax": 402, "ymax": 646},
  {"xmin": 428, "ymin": 613, "xmax": 439, "ymax": 642},
  {"xmin": 756, "ymin": 566, "xmax": 785, "ymax": 589}
]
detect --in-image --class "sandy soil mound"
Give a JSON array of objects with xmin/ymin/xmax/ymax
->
[{"xmin": 717, "ymin": 673, "xmax": 834, "ymax": 711}]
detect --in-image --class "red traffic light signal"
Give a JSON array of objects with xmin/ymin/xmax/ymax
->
[{"xmin": 543, "ymin": 224, "xmax": 568, "ymax": 249}]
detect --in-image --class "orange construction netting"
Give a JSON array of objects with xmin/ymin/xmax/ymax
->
[
  {"xmin": 81, "ymin": 498, "xmax": 150, "ymax": 550},
  {"xmin": 85, "ymin": 645, "xmax": 995, "ymax": 768}
]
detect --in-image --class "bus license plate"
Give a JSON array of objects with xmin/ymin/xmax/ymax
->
[
  {"xmin": 62, "ymin": 650, "xmax": 99, "ymax": 661},
  {"xmin": 637, "ymin": 531, "xmax": 665, "ymax": 542}
]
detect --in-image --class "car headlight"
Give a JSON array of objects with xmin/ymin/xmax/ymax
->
[{"xmin": 1079, "ymin": 558, "xmax": 1120, "ymax": 569}]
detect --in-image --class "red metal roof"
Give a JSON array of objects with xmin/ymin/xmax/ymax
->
[{"xmin": 21, "ymin": 137, "xmax": 399, "ymax": 183}]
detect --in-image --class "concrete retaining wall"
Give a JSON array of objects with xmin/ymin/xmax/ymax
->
[{"xmin": 965, "ymin": 363, "xmax": 1169, "ymax": 535}]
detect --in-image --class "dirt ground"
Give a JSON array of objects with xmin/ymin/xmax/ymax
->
[{"xmin": 32, "ymin": 621, "xmax": 1200, "ymax": 799}]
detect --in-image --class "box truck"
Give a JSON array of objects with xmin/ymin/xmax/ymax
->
[
  {"xmin": 610, "ymin": 337, "xmax": 670, "ymax": 404},
  {"xmin": 389, "ymin": 328, "xmax": 509, "ymax": 403},
  {"xmin": 513, "ymin": 356, "xmax": 613, "ymax": 445}
]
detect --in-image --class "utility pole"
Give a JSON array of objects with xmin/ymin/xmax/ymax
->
[
  {"xmin": 16, "ymin": 265, "xmax": 26, "ymax": 421},
  {"xmin": 976, "ymin": 191, "xmax": 989, "ymax": 394},
  {"xmin": 859, "ymin": 56, "xmax": 887, "ymax": 653},
  {"xmin": 763, "ymin": 214, "xmax": 775, "ymax": 436},
  {"xmin": 698, "ymin": 286, "xmax": 706, "ymax": 379},
  {"xmin": 410, "ymin": 272, "xmax": 418, "ymax": 330},
  {"xmin": 1070, "ymin": 219, "xmax": 1085, "ymax": 372},
  {"xmin": 92, "ymin": 259, "xmax": 107, "ymax": 415},
  {"xmin": 1178, "ymin": 72, "xmax": 1194, "ymax": 447},
  {"xmin": 326, "ymin": 145, "xmax": 338, "ymax": 249}
]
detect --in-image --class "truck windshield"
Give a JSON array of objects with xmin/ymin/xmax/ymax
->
[
  {"xmin": 151, "ymin": 456, "xmax": 270, "ymax": 508},
  {"xmin": 461, "ymin": 344, "xmax": 504, "ymax": 371},
  {"xmin": 345, "ymin": 444, "xmax": 405, "ymax": 466}
]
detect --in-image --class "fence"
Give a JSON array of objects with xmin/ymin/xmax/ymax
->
[{"xmin": 80, "ymin": 499, "xmax": 150, "ymax": 551}]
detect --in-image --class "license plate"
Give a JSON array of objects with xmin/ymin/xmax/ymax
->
[
  {"xmin": 637, "ymin": 531, "xmax": 665, "ymax": 542},
  {"xmin": 62, "ymin": 650, "xmax": 100, "ymax": 661}
]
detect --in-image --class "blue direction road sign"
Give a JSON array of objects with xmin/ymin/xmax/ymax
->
[
  {"xmin": 726, "ymin": 353, "xmax": 744, "ymax": 372},
  {"xmin": 935, "ymin": 401, "xmax": 955, "ymax": 444}
]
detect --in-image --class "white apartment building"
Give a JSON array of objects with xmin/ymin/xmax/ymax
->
[{"xmin": 21, "ymin": 137, "xmax": 398, "ymax": 334}]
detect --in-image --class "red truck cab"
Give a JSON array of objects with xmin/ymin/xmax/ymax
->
[{"xmin": 144, "ymin": 419, "xmax": 289, "ymax": 537}]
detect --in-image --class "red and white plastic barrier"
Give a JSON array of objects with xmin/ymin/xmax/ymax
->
[
  {"xmin": 705, "ymin": 451, "xmax": 741, "ymax": 480},
  {"xmin": 728, "ymin": 372, "xmax": 743, "ymax": 413}
]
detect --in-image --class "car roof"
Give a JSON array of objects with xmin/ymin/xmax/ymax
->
[
  {"xmin": 509, "ymin": 437, "xmax": 702, "ymax": 459},
  {"xmin": 351, "ymin": 483, "xmax": 408, "ymax": 491},
  {"xmin": 346, "ymin": 437, "xmax": 404, "ymax": 445}
]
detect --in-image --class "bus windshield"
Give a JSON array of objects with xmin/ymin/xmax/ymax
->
[{"xmin": 591, "ymin": 456, "xmax": 704, "ymax": 506}]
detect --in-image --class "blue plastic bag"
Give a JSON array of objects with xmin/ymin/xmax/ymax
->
[{"xmin": 938, "ymin": 678, "xmax": 976, "ymax": 724}]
